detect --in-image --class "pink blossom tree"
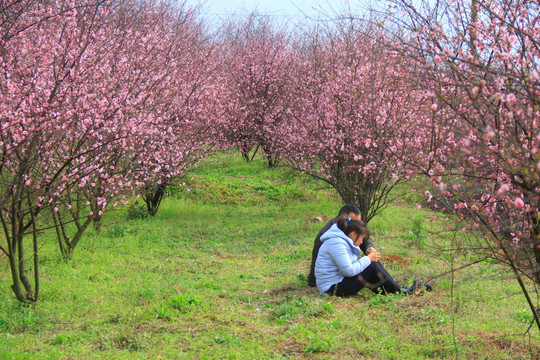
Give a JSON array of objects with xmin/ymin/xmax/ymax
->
[
  {"xmin": 134, "ymin": 8, "xmax": 221, "ymax": 216},
  {"xmin": 387, "ymin": 0, "xmax": 539, "ymax": 330},
  {"xmin": 0, "ymin": 0, "xmax": 215, "ymax": 298},
  {"xmin": 40, "ymin": 0, "xmax": 217, "ymax": 260},
  {"xmin": 37, "ymin": 0, "xmax": 174, "ymax": 259},
  {"xmin": 218, "ymin": 14, "xmax": 297, "ymax": 167},
  {"xmin": 0, "ymin": 0, "xmax": 124, "ymax": 301},
  {"xmin": 285, "ymin": 22, "xmax": 430, "ymax": 223}
]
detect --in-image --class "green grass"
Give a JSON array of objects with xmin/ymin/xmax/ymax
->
[{"xmin": 0, "ymin": 150, "xmax": 538, "ymax": 359}]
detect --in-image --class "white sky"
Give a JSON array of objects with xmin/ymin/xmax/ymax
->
[{"xmin": 185, "ymin": 0, "xmax": 356, "ymax": 19}]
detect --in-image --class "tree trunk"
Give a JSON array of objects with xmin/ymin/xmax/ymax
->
[
  {"xmin": 144, "ymin": 183, "xmax": 169, "ymax": 217},
  {"xmin": 67, "ymin": 216, "xmax": 93, "ymax": 260},
  {"xmin": 8, "ymin": 251, "xmax": 27, "ymax": 302},
  {"xmin": 531, "ymin": 211, "xmax": 540, "ymax": 284},
  {"xmin": 9, "ymin": 220, "xmax": 35, "ymax": 302}
]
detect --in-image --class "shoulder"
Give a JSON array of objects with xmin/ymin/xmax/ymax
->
[
  {"xmin": 322, "ymin": 236, "xmax": 348, "ymax": 249},
  {"xmin": 316, "ymin": 218, "xmax": 335, "ymax": 237}
]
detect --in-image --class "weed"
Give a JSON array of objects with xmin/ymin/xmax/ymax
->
[
  {"xmin": 167, "ymin": 294, "xmax": 202, "ymax": 313},
  {"xmin": 156, "ymin": 306, "xmax": 170, "ymax": 321},
  {"xmin": 368, "ymin": 292, "xmax": 402, "ymax": 307},
  {"xmin": 214, "ymin": 334, "xmax": 241, "ymax": 345},
  {"xmin": 127, "ymin": 202, "xmax": 149, "ymax": 220},
  {"xmin": 50, "ymin": 333, "xmax": 78, "ymax": 346},
  {"xmin": 304, "ymin": 338, "xmax": 333, "ymax": 353},
  {"xmin": 402, "ymin": 214, "xmax": 427, "ymax": 249},
  {"xmin": 512, "ymin": 310, "xmax": 534, "ymax": 324},
  {"xmin": 1, "ymin": 307, "xmax": 49, "ymax": 334},
  {"xmin": 115, "ymin": 334, "xmax": 146, "ymax": 351},
  {"xmin": 105, "ymin": 224, "xmax": 126, "ymax": 238},
  {"xmin": 296, "ymin": 273, "xmax": 307, "ymax": 283}
]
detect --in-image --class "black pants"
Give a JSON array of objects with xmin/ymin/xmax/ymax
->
[{"xmin": 326, "ymin": 262, "xmax": 402, "ymax": 297}]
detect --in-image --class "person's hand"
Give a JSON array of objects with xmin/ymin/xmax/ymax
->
[
  {"xmin": 367, "ymin": 251, "xmax": 380, "ymax": 262},
  {"xmin": 365, "ymin": 247, "xmax": 376, "ymax": 255}
]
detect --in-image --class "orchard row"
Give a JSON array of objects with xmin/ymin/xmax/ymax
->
[{"xmin": 0, "ymin": 0, "xmax": 538, "ymax": 321}]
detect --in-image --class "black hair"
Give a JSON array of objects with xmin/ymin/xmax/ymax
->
[
  {"xmin": 338, "ymin": 204, "xmax": 361, "ymax": 217},
  {"xmin": 336, "ymin": 215, "xmax": 370, "ymax": 239}
]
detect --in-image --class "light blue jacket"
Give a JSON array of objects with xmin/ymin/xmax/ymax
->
[{"xmin": 314, "ymin": 224, "xmax": 371, "ymax": 293}]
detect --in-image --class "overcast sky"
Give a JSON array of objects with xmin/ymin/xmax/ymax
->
[{"xmin": 185, "ymin": 0, "xmax": 357, "ymax": 20}]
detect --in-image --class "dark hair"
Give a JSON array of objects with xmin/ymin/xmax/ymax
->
[
  {"xmin": 336, "ymin": 215, "xmax": 370, "ymax": 239},
  {"xmin": 338, "ymin": 204, "xmax": 361, "ymax": 217}
]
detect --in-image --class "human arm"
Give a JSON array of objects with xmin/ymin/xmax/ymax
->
[
  {"xmin": 360, "ymin": 237, "xmax": 376, "ymax": 255},
  {"xmin": 327, "ymin": 240, "xmax": 371, "ymax": 277},
  {"xmin": 366, "ymin": 251, "xmax": 381, "ymax": 262}
]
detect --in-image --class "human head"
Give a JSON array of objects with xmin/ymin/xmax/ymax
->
[
  {"xmin": 338, "ymin": 204, "xmax": 361, "ymax": 221},
  {"xmin": 336, "ymin": 215, "xmax": 370, "ymax": 246}
]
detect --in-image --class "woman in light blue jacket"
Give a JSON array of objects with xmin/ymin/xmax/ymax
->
[{"xmin": 315, "ymin": 216, "xmax": 420, "ymax": 296}]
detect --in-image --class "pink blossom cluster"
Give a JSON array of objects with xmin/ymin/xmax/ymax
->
[
  {"xmin": 391, "ymin": 0, "xmax": 539, "ymax": 276},
  {"xmin": 0, "ymin": 0, "xmax": 221, "ymax": 300},
  {"xmin": 280, "ymin": 24, "xmax": 432, "ymax": 222},
  {"xmin": 217, "ymin": 15, "xmax": 298, "ymax": 167}
]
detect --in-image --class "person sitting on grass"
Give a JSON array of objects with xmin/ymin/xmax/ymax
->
[
  {"xmin": 315, "ymin": 215, "xmax": 431, "ymax": 296},
  {"xmin": 308, "ymin": 204, "xmax": 375, "ymax": 287}
]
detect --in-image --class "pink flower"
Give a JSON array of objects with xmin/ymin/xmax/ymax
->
[
  {"xmin": 505, "ymin": 93, "xmax": 517, "ymax": 105},
  {"xmin": 434, "ymin": 55, "xmax": 442, "ymax": 64},
  {"xmin": 430, "ymin": 103, "xmax": 438, "ymax": 111},
  {"xmin": 497, "ymin": 184, "xmax": 510, "ymax": 194},
  {"xmin": 514, "ymin": 198, "xmax": 524, "ymax": 208}
]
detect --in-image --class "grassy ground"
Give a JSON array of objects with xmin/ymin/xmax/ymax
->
[{"xmin": 0, "ymin": 151, "xmax": 538, "ymax": 359}]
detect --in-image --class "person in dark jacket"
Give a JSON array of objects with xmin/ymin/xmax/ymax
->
[{"xmin": 308, "ymin": 205, "xmax": 374, "ymax": 287}]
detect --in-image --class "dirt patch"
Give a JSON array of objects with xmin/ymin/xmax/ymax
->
[
  {"xmin": 265, "ymin": 284, "xmax": 314, "ymax": 298},
  {"xmin": 382, "ymin": 254, "xmax": 410, "ymax": 266},
  {"xmin": 278, "ymin": 340, "xmax": 304, "ymax": 358}
]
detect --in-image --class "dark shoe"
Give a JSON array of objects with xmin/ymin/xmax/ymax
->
[{"xmin": 402, "ymin": 279, "xmax": 423, "ymax": 295}]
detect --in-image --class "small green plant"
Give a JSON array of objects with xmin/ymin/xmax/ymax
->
[
  {"xmin": 114, "ymin": 334, "xmax": 146, "ymax": 352},
  {"xmin": 214, "ymin": 334, "xmax": 241, "ymax": 345},
  {"xmin": 50, "ymin": 333, "xmax": 78, "ymax": 346},
  {"xmin": 512, "ymin": 310, "xmax": 534, "ymax": 324},
  {"xmin": 156, "ymin": 306, "xmax": 170, "ymax": 321},
  {"xmin": 402, "ymin": 214, "xmax": 426, "ymax": 249},
  {"xmin": 106, "ymin": 224, "xmax": 126, "ymax": 238},
  {"xmin": 297, "ymin": 273, "xmax": 307, "ymax": 283},
  {"xmin": 168, "ymin": 294, "xmax": 202, "ymax": 313},
  {"xmin": 5, "ymin": 308, "xmax": 49, "ymax": 333},
  {"xmin": 304, "ymin": 338, "xmax": 333, "ymax": 353},
  {"xmin": 127, "ymin": 202, "xmax": 149, "ymax": 220},
  {"xmin": 0, "ymin": 317, "xmax": 9, "ymax": 330},
  {"xmin": 368, "ymin": 292, "xmax": 402, "ymax": 307}
]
